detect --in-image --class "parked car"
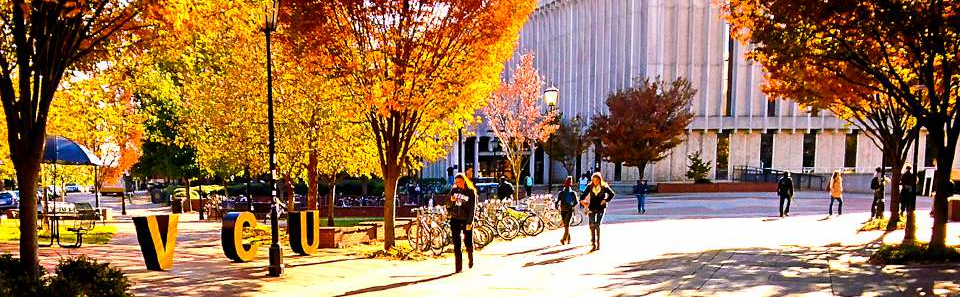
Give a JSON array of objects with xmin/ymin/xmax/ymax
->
[
  {"xmin": 64, "ymin": 183, "xmax": 82, "ymax": 193},
  {"xmin": 0, "ymin": 191, "xmax": 18, "ymax": 211},
  {"xmin": 473, "ymin": 177, "xmax": 499, "ymax": 195}
]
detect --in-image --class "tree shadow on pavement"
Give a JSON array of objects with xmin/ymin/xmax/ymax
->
[
  {"xmin": 335, "ymin": 273, "xmax": 456, "ymax": 297},
  {"xmin": 595, "ymin": 234, "xmax": 959, "ymax": 296}
]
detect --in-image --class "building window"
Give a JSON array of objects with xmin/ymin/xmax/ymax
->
[
  {"xmin": 803, "ymin": 131, "xmax": 817, "ymax": 168},
  {"xmin": 716, "ymin": 131, "xmax": 730, "ymax": 180},
  {"xmin": 844, "ymin": 132, "xmax": 858, "ymax": 168},
  {"xmin": 760, "ymin": 132, "xmax": 774, "ymax": 169},
  {"xmin": 925, "ymin": 135, "xmax": 937, "ymax": 167},
  {"xmin": 766, "ymin": 99, "xmax": 777, "ymax": 117},
  {"xmin": 722, "ymin": 25, "xmax": 735, "ymax": 117}
]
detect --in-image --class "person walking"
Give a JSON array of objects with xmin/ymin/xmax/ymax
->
[
  {"xmin": 446, "ymin": 173, "xmax": 477, "ymax": 273},
  {"xmin": 870, "ymin": 167, "xmax": 889, "ymax": 219},
  {"xmin": 578, "ymin": 174, "xmax": 589, "ymax": 193},
  {"xmin": 777, "ymin": 172, "xmax": 794, "ymax": 217},
  {"xmin": 580, "ymin": 172, "xmax": 616, "ymax": 252},
  {"xmin": 524, "ymin": 175, "xmax": 534, "ymax": 198},
  {"xmin": 496, "ymin": 176, "xmax": 515, "ymax": 200},
  {"xmin": 900, "ymin": 164, "xmax": 917, "ymax": 216},
  {"xmin": 827, "ymin": 170, "xmax": 843, "ymax": 216},
  {"xmin": 633, "ymin": 179, "xmax": 649, "ymax": 214},
  {"xmin": 554, "ymin": 176, "xmax": 579, "ymax": 245}
]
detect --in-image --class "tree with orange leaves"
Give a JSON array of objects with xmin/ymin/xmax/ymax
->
[
  {"xmin": 284, "ymin": 0, "xmax": 536, "ymax": 249},
  {"xmin": 484, "ymin": 53, "xmax": 559, "ymax": 193},
  {"xmin": 721, "ymin": 0, "xmax": 960, "ymax": 248}
]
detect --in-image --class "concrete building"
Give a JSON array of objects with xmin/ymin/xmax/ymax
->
[{"xmin": 422, "ymin": 0, "xmax": 948, "ymax": 186}]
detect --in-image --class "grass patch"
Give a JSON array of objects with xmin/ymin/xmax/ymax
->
[
  {"xmin": 858, "ymin": 217, "xmax": 906, "ymax": 232},
  {"xmin": 869, "ymin": 242, "xmax": 960, "ymax": 265},
  {"xmin": 0, "ymin": 219, "xmax": 116, "ymax": 245},
  {"xmin": 332, "ymin": 217, "xmax": 382, "ymax": 227}
]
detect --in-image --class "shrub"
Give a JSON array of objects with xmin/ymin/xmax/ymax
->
[
  {"xmin": 0, "ymin": 254, "xmax": 48, "ymax": 296},
  {"xmin": 869, "ymin": 242, "xmax": 960, "ymax": 265},
  {"xmin": 685, "ymin": 151, "xmax": 712, "ymax": 183},
  {"xmin": 858, "ymin": 217, "xmax": 905, "ymax": 232},
  {"xmin": 0, "ymin": 254, "xmax": 131, "ymax": 297},
  {"xmin": 48, "ymin": 256, "xmax": 131, "ymax": 297}
]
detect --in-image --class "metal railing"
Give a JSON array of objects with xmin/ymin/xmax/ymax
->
[{"xmin": 733, "ymin": 166, "xmax": 827, "ymax": 190}]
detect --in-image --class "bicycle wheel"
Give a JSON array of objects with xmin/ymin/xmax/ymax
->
[
  {"xmin": 429, "ymin": 225, "xmax": 446, "ymax": 256},
  {"xmin": 472, "ymin": 226, "xmax": 489, "ymax": 250},
  {"xmin": 521, "ymin": 215, "xmax": 545, "ymax": 236},
  {"xmin": 571, "ymin": 208, "xmax": 584, "ymax": 226},
  {"xmin": 496, "ymin": 216, "xmax": 520, "ymax": 240},
  {"xmin": 481, "ymin": 224, "xmax": 495, "ymax": 247},
  {"xmin": 544, "ymin": 210, "xmax": 562, "ymax": 230}
]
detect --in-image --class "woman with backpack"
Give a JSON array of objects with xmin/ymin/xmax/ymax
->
[
  {"xmin": 554, "ymin": 176, "xmax": 579, "ymax": 245},
  {"xmin": 580, "ymin": 172, "xmax": 616, "ymax": 251},
  {"xmin": 827, "ymin": 170, "xmax": 843, "ymax": 216},
  {"xmin": 446, "ymin": 173, "xmax": 477, "ymax": 273}
]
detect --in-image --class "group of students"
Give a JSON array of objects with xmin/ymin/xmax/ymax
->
[
  {"xmin": 775, "ymin": 164, "xmax": 920, "ymax": 217},
  {"xmin": 443, "ymin": 172, "xmax": 617, "ymax": 273}
]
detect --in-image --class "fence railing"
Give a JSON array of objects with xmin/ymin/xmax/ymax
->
[{"xmin": 733, "ymin": 166, "xmax": 827, "ymax": 191}]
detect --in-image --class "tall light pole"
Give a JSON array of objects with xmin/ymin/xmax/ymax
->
[
  {"xmin": 543, "ymin": 86, "xmax": 559, "ymax": 191},
  {"xmin": 263, "ymin": 0, "xmax": 283, "ymax": 277}
]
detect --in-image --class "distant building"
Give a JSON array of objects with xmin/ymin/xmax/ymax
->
[{"xmin": 422, "ymin": 0, "xmax": 947, "ymax": 185}]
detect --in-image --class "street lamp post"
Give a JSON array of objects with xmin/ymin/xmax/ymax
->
[
  {"xmin": 543, "ymin": 86, "xmax": 559, "ymax": 191},
  {"xmin": 263, "ymin": 0, "xmax": 283, "ymax": 277}
]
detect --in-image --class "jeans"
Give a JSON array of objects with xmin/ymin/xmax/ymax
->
[
  {"xmin": 588, "ymin": 211, "xmax": 604, "ymax": 228},
  {"xmin": 450, "ymin": 219, "xmax": 473, "ymax": 272},
  {"xmin": 872, "ymin": 192, "xmax": 885, "ymax": 219},
  {"xmin": 829, "ymin": 197, "xmax": 843, "ymax": 215},
  {"xmin": 779, "ymin": 196, "xmax": 792, "ymax": 216},
  {"xmin": 560, "ymin": 210, "xmax": 573, "ymax": 243},
  {"xmin": 525, "ymin": 186, "xmax": 532, "ymax": 198},
  {"xmin": 636, "ymin": 194, "xmax": 647, "ymax": 213}
]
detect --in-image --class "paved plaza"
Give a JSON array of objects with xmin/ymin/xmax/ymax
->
[{"xmin": 2, "ymin": 191, "xmax": 958, "ymax": 296}]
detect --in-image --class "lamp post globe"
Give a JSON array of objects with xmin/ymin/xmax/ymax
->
[{"xmin": 544, "ymin": 86, "xmax": 559, "ymax": 108}]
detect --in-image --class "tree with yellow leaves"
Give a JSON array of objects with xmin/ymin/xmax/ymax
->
[{"xmin": 284, "ymin": 0, "xmax": 536, "ymax": 249}]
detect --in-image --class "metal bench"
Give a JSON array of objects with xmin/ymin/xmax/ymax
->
[{"xmin": 59, "ymin": 202, "xmax": 98, "ymax": 248}]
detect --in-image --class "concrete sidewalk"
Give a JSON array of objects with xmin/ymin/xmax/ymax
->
[{"xmin": 0, "ymin": 193, "xmax": 957, "ymax": 296}]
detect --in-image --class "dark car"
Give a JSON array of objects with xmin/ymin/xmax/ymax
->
[{"xmin": 0, "ymin": 191, "xmax": 19, "ymax": 211}]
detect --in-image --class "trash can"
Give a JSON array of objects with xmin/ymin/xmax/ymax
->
[{"xmin": 172, "ymin": 198, "xmax": 183, "ymax": 214}]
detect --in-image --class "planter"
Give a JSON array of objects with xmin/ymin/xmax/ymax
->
[
  {"xmin": 356, "ymin": 219, "xmax": 414, "ymax": 241},
  {"xmin": 318, "ymin": 226, "xmax": 376, "ymax": 248},
  {"xmin": 657, "ymin": 182, "xmax": 777, "ymax": 193}
]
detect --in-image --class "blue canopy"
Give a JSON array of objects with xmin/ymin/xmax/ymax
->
[{"xmin": 43, "ymin": 135, "xmax": 102, "ymax": 166}]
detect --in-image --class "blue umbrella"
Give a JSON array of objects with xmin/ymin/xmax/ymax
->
[{"xmin": 43, "ymin": 135, "xmax": 102, "ymax": 166}]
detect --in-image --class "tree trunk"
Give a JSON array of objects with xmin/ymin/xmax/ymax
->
[
  {"xmin": 307, "ymin": 150, "xmax": 319, "ymax": 210},
  {"xmin": 327, "ymin": 179, "xmax": 337, "ymax": 227},
  {"xmin": 184, "ymin": 178, "xmax": 192, "ymax": 213},
  {"xmin": 15, "ymin": 157, "xmax": 41, "ymax": 280},
  {"xmin": 383, "ymin": 163, "xmax": 401, "ymax": 250},
  {"xmin": 929, "ymin": 128, "xmax": 956, "ymax": 250},
  {"xmin": 284, "ymin": 173, "xmax": 294, "ymax": 213},
  {"xmin": 635, "ymin": 161, "xmax": 648, "ymax": 182},
  {"xmin": 886, "ymin": 165, "xmax": 903, "ymax": 232}
]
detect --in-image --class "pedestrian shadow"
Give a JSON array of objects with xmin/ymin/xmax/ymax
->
[
  {"xmin": 286, "ymin": 257, "xmax": 362, "ymax": 268},
  {"xmin": 762, "ymin": 218, "xmax": 781, "ymax": 222},
  {"xmin": 817, "ymin": 216, "xmax": 832, "ymax": 221},
  {"xmin": 539, "ymin": 245, "xmax": 586, "ymax": 256},
  {"xmin": 335, "ymin": 273, "xmax": 456, "ymax": 297},
  {"xmin": 502, "ymin": 245, "xmax": 557, "ymax": 257},
  {"xmin": 524, "ymin": 252, "xmax": 588, "ymax": 267}
]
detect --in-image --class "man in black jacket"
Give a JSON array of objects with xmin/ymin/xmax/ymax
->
[
  {"xmin": 496, "ymin": 176, "xmax": 515, "ymax": 200},
  {"xmin": 777, "ymin": 172, "xmax": 794, "ymax": 217}
]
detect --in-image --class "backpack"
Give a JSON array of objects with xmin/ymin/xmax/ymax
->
[
  {"xmin": 560, "ymin": 190, "xmax": 577, "ymax": 207},
  {"xmin": 870, "ymin": 177, "xmax": 880, "ymax": 190}
]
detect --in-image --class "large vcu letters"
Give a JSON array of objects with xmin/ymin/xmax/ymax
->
[
  {"xmin": 288, "ymin": 211, "xmax": 321, "ymax": 255},
  {"xmin": 133, "ymin": 214, "xmax": 180, "ymax": 271},
  {"xmin": 223, "ymin": 212, "xmax": 259, "ymax": 262}
]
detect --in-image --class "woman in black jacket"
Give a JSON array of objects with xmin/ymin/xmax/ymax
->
[
  {"xmin": 447, "ymin": 173, "xmax": 477, "ymax": 273},
  {"xmin": 554, "ymin": 176, "xmax": 579, "ymax": 245},
  {"xmin": 580, "ymin": 172, "xmax": 615, "ymax": 251}
]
